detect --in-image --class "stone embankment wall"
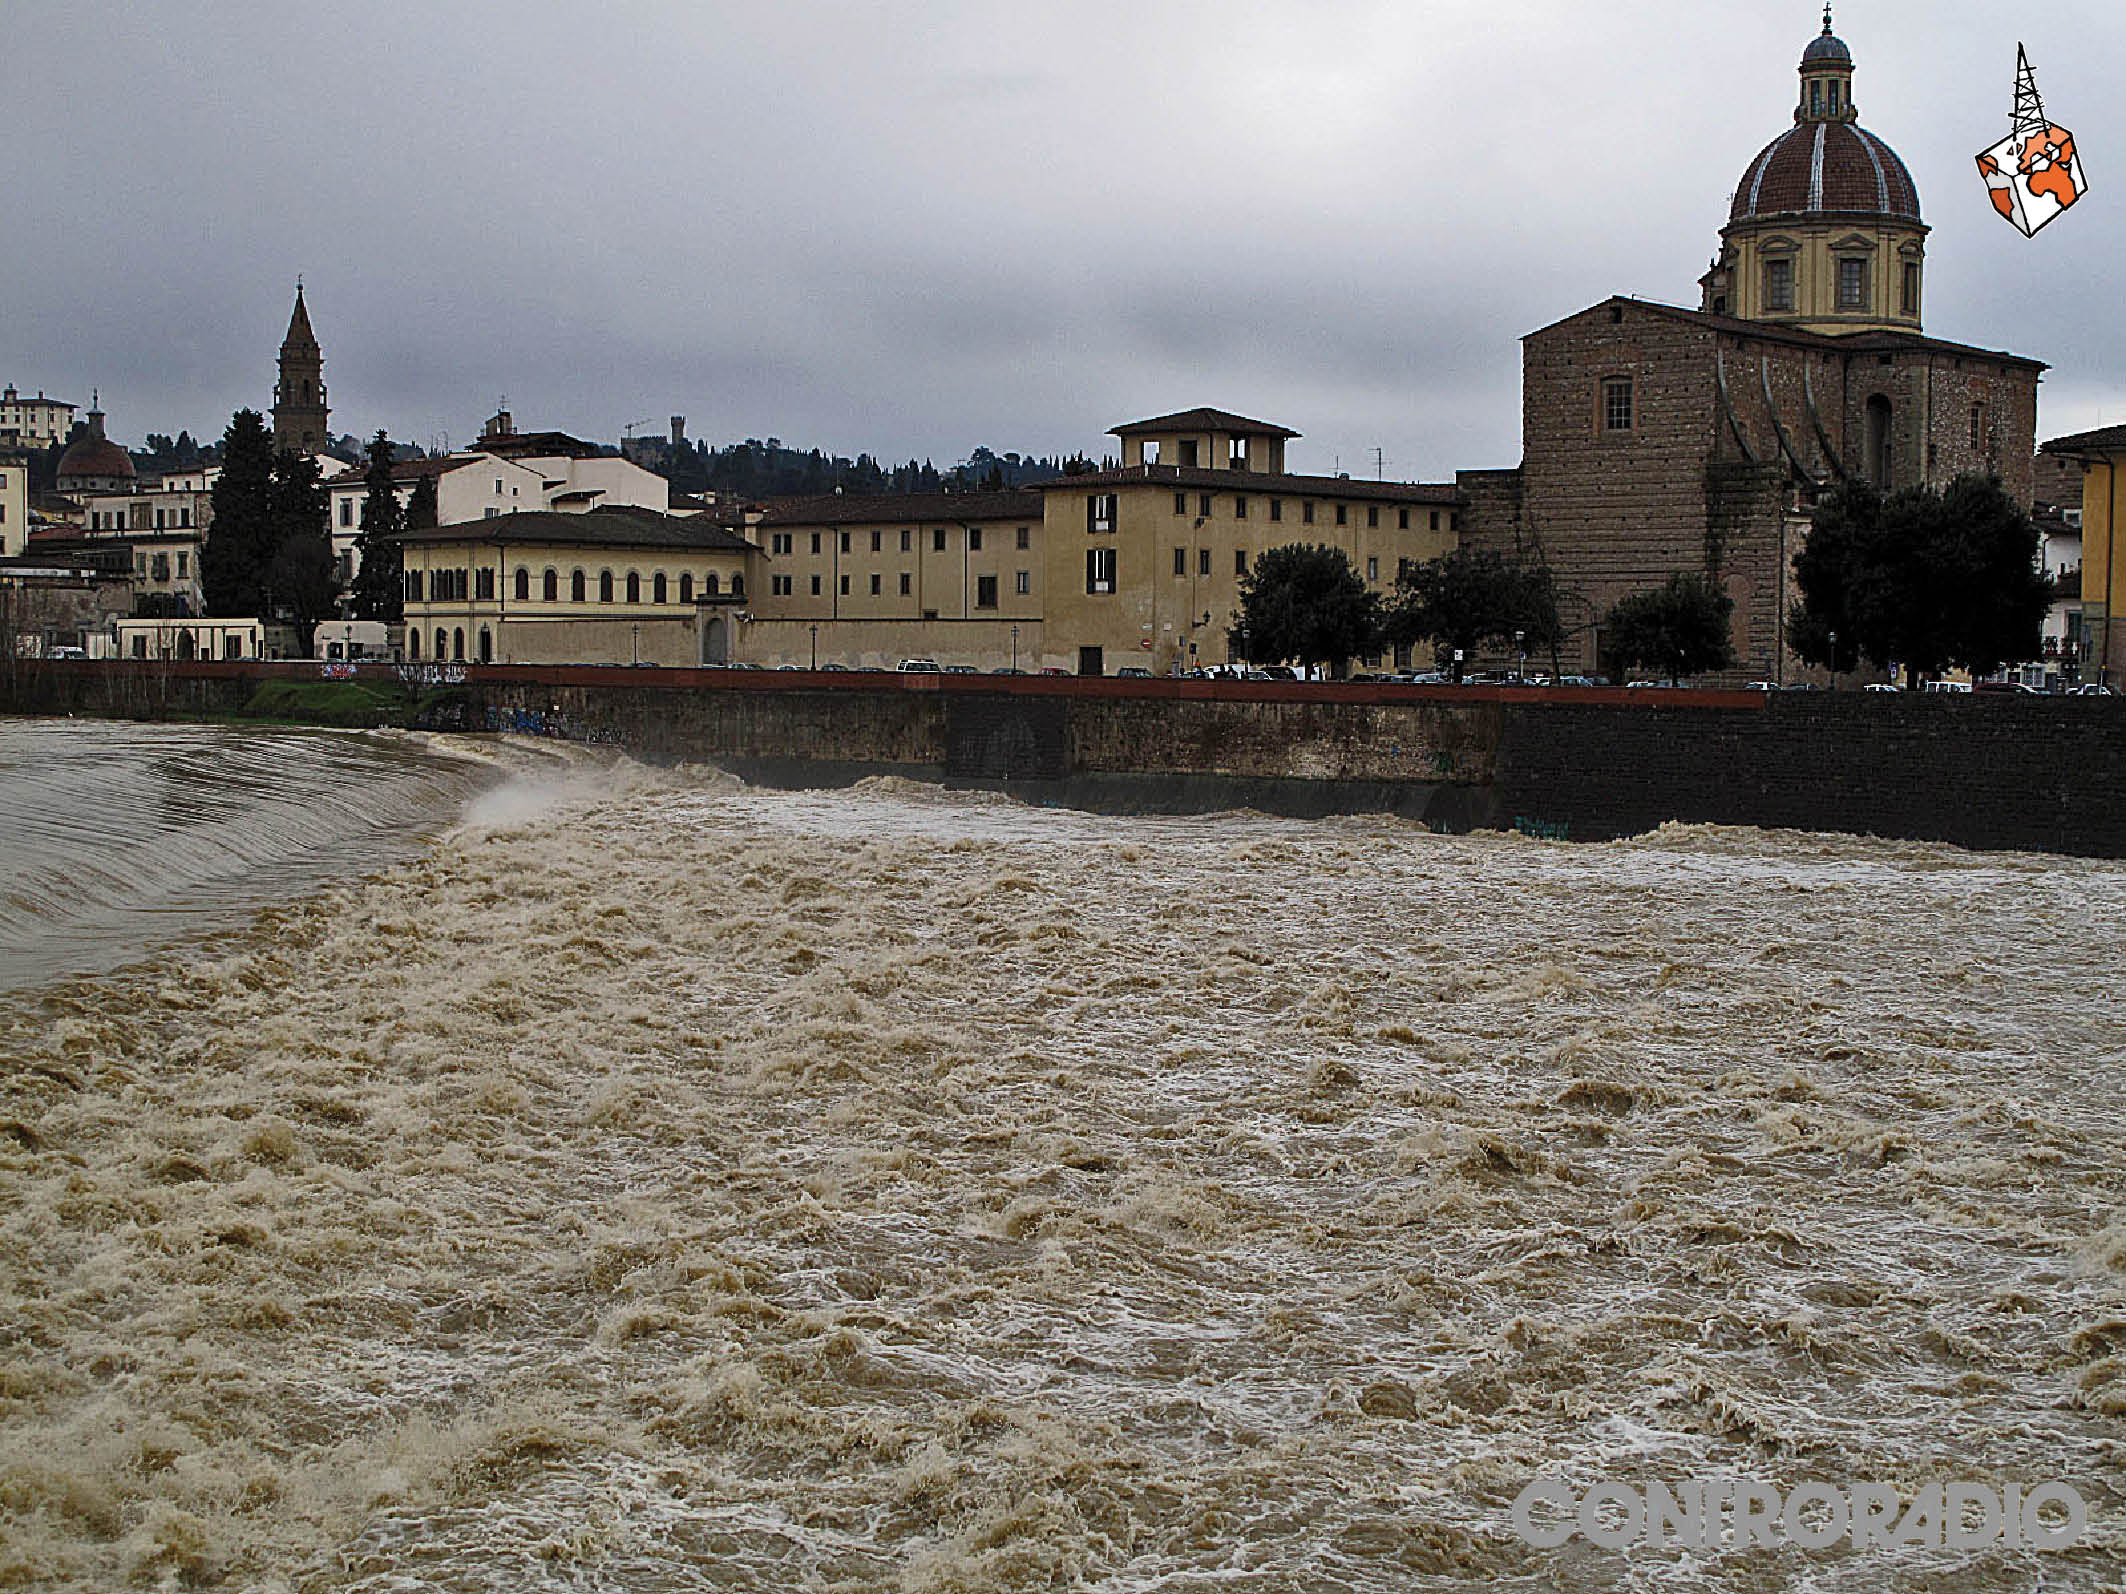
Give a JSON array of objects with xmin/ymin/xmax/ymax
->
[{"xmin": 7, "ymin": 659, "xmax": 2125, "ymax": 856}]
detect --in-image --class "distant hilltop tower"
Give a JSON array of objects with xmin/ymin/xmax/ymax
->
[{"xmin": 271, "ymin": 283, "xmax": 329, "ymax": 455}]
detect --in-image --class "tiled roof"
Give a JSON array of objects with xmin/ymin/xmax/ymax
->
[
  {"xmin": 756, "ymin": 491, "xmax": 1044, "ymax": 526},
  {"xmin": 395, "ymin": 505, "xmax": 755, "ymax": 552},
  {"xmin": 1532, "ymin": 297, "xmax": 2046, "ymax": 371},
  {"xmin": 2041, "ymin": 425, "xmax": 2126, "ymax": 456},
  {"xmin": 1040, "ymin": 463, "xmax": 1462, "ymax": 505},
  {"xmin": 1730, "ymin": 121, "xmax": 1922, "ymax": 224},
  {"xmin": 1110, "ymin": 408, "xmax": 1300, "ymax": 439}
]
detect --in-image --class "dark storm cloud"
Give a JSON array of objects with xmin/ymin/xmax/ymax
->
[{"xmin": 5, "ymin": 1, "xmax": 2121, "ymax": 471}]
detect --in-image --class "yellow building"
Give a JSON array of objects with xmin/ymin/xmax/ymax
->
[
  {"xmin": 0, "ymin": 449, "xmax": 26, "ymax": 559},
  {"xmin": 2040, "ymin": 425, "xmax": 2126, "ymax": 686},
  {"xmin": 398, "ymin": 506, "xmax": 753, "ymax": 665},
  {"xmin": 1033, "ymin": 408, "xmax": 1462, "ymax": 675},
  {"xmin": 743, "ymin": 491, "xmax": 1045, "ymax": 668}
]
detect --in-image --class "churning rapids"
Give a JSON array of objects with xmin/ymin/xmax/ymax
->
[{"xmin": 0, "ymin": 734, "xmax": 2121, "ymax": 1591}]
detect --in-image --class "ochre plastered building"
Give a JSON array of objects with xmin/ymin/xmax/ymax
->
[
  {"xmin": 397, "ymin": 507, "xmax": 752, "ymax": 666},
  {"xmin": 1465, "ymin": 15, "xmax": 2045, "ymax": 682},
  {"xmin": 2039, "ymin": 425, "xmax": 2126, "ymax": 685}
]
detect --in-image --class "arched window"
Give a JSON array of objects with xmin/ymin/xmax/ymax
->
[
  {"xmin": 435, "ymin": 627, "xmax": 447, "ymax": 659},
  {"xmin": 626, "ymin": 572, "xmax": 641, "ymax": 604},
  {"xmin": 478, "ymin": 626, "xmax": 492, "ymax": 663},
  {"xmin": 1866, "ymin": 395, "xmax": 1893, "ymax": 487},
  {"xmin": 599, "ymin": 570, "xmax": 614, "ymax": 603},
  {"xmin": 408, "ymin": 628, "xmax": 420, "ymax": 659},
  {"xmin": 653, "ymin": 571, "xmax": 667, "ymax": 603},
  {"xmin": 543, "ymin": 568, "xmax": 558, "ymax": 602},
  {"xmin": 513, "ymin": 567, "xmax": 530, "ymax": 601},
  {"xmin": 702, "ymin": 572, "xmax": 719, "ymax": 596},
  {"xmin": 571, "ymin": 568, "xmax": 586, "ymax": 603},
  {"xmin": 731, "ymin": 575, "xmax": 745, "ymax": 599},
  {"xmin": 452, "ymin": 628, "xmax": 465, "ymax": 661}
]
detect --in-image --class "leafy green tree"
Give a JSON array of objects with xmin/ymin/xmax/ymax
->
[
  {"xmin": 202, "ymin": 410, "xmax": 279, "ymax": 617},
  {"xmin": 1602, "ymin": 572, "xmax": 1736, "ymax": 683},
  {"xmin": 1229, "ymin": 544, "xmax": 1381, "ymax": 672},
  {"xmin": 1386, "ymin": 547, "xmax": 1563, "ymax": 676},
  {"xmin": 349, "ymin": 431, "xmax": 404, "ymax": 623},
  {"xmin": 1791, "ymin": 476, "xmax": 2051, "ymax": 681}
]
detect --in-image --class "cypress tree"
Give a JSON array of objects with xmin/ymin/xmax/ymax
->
[
  {"xmin": 349, "ymin": 431, "xmax": 405, "ymax": 622},
  {"xmin": 203, "ymin": 409, "xmax": 278, "ymax": 616},
  {"xmin": 266, "ymin": 449, "xmax": 337, "ymax": 651},
  {"xmin": 405, "ymin": 471, "xmax": 438, "ymax": 532}
]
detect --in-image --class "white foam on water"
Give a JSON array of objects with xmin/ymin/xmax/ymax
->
[{"xmin": 1, "ymin": 770, "xmax": 2122, "ymax": 1590}]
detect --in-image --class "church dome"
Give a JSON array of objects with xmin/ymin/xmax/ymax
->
[
  {"xmin": 1730, "ymin": 121, "xmax": 1922, "ymax": 223},
  {"xmin": 1801, "ymin": 30, "xmax": 1851, "ymax": 65},
  {"xmin": 57, "ymin": 431, "xmax": 135, "ymax": 486}
]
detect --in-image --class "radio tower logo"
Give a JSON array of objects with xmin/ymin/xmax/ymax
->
[{"xmin": 1976, "ymin": 45, "xmax": 2087, "ymax": 237}]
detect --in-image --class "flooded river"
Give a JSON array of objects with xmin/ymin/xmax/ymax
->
[{"xmin": 0, "ymin": 736, "xmax": 2120, "ymax": 1590}]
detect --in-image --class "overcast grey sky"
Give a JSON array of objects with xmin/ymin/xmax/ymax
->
[{"xmin": 5, "ymin": 2, "xmax": 2119, "ymax": 479}]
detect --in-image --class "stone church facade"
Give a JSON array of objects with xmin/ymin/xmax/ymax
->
[{"xmin": 1462, "ymin": 13, "xmax": 2045, "ymax": 682}]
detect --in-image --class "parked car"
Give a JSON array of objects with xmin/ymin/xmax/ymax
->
[
  {"xmin": 1973, "ymin": 679, "xmax": 2038, "ymax": 695},
  {"xmin": 2073, "ymin": 683, "xmax": 2117, "ymax": 696},
  {"xmin": 820, "ymin": 662, "xmax": 850, "ymax": 671},
  {"xmin": 1037, "ymin": 666, "xmax": 1070, "ymax": 676},
  {"xmin": 1259, "ymin": 665, "xmax": 1301, "ymax": 681},
  {"xmin": 897, "ymin": 658, "xmax": 942, "ymax": 673},
  {"xmin": 1863, "ymin": 682, "xmax": 1900, "ymax": 693},
  {"xmin": 46, "ymin": 646, "xmax": 89, "ymax": 660},
  {"xmin": 943, "ymin": 664, "xmax": 978, "ymax": 673},
  {"xmin": 1115, "ymin": 665, "xmax": 1153, "ymax": 678},
  {"xmin": 990, "ymin": 667, "xmax": 1027, "ymax": 675}
]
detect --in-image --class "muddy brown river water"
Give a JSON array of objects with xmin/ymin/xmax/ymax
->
[{"xmin": 1, "ymin": 732, "xmax": 2121, "ymax": 1590}]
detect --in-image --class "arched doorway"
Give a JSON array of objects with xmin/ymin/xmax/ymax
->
[
  {"xmin": 702, "ymin": 616, "xmax": 729, "ymax": 665},
  {"xmin": 478, "ymin": 626, "xmax": 492, "ymax": 663},
  {"xmin": 452, "ymin": 628, "xmax": 464, "ymax": 662},
  {"xmin": 176, "ymin": 630, "xmax": 195, "ymax": 661}
]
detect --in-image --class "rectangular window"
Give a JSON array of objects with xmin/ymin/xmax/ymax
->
[
  {"xmin": 1015, "ymin": 570, "xmax": 1031, "ymax": 595},
  {"xmin": 1086, "ymin": 546, "xmax": 1116, "ymax": 593},
  {"xmin": 1174, "ymin": 546, "xmax": 1187, "ymax": 576},
  {"xmin": 1367, "ymin": 506, "xmax": 1380, "ymax": 528},
  {"xmin": 839, "ymin": 574, "xmax": 850, "ymax": 595},
  {"xmin": 1430, "ymin": 510, "xmax": 1440, "ymax": 531},
  {"xmin": 181, "ymin": 508, "xmax": 191, "ymax": 529},
  {"xmin": 901, "ymin": 528, "xmax": 912, "ymax": 552},
  {"xmin": 1837, "ymin": 257, "xmax": 1869, "ymax": 310},
  {"xmin": 1366, "ymin": 557, "xmax": 1379, "ymax": 582},
  {"xmin": 338, "ymin": 499, "xmax": 352, "ymax": 526},
  {"xmin": 1229, "ymin": 436, "xmax": 1249, "ymax": 468},
  {"xmin": 494, "ymin": 479, "xmax": 504, "ymax": 494},
  {"xmin": 1764, "ymin": 257, "xmax": 1794, "ymax": 312},
  {"xmin": 870, "ymin": 573, "xmax": 881, "ymax": 594},
  {"xmin": 484, "ymin": 507, "xmax": 499, "ymax": 519},
  {"xmin": 810, "ymin": 574, "xmax": 822, "ymax": 595},
  {"xmin": 1398, "ymin": 508, "xmax": 1410, "ymax": 529},
  {"xmin": 475, "ymin": 567, "xmax": 494, "ymax": 600},
  {"xmin": 155, "ymin": 509, "xmax": 165, "ymax": 529},
  {"xmin": 1235, "ymin": 549, "xmax": 1248, "ymax": 576},
  {"xmin": 177, "ymin": 552, "xmax": 188, "ymax": 577},
  {"xmin": 1174, "ymin": 491, "xmax": 1188, "ymax": 514},
  {"xmin": 1970, "ymin": 401, "xmax": 1986, "ymax": 449},
  {"xmin": 1199, "ymin": 548, "xmax": 1212, "ymax": 576},
  {"xmin": 1235, "ymin": 496, "xmax": 1248, "ymax": 519},
  {"xmin": 406, "ymin": 571, "xmax": 423, "ymax": 602},
  {"xmin": 933, "ymin": 527, "xmax": 947, "ymax": 552},
  {"xmin": 1902, "ymin": 261, "xmax": 1921, "ymax": 316},
  {"xmin": 1088, "ymin": 493, "xmax": 1117, "ymax": 533},
  {"xmin": 1199, "ymin": 493, "xmax": 1213, "ymax": 517},
  {"xmin": 976, "ymin": 574, "xmax": 998, "ymax": 608},
  {"xmin": 771, "ymin": 532, "xmax": 792, "ymax": 555},
  {"xmin": 1016, "ymin": 526, "xmax": 1030, "ymax": 550},
  {"xmin": 1302, "ymin": 501, "xmax": 1315, "ymax": 524},
  {"xmin": 1269, "ymin": 499, "xmax": 1282, "ymax": 522},
  {"xmin": 838, "ymin": 531, "xmax": 850, "ymax": 554},
  {"xmin": 1179, "ymin": 440, "xmax": 1199, "ymax": 467},
  {"xmin": 1603, "ymin": 377, "xmax": 1634, "ymax": 431},
  {"xmin": 899, "ymin": 572, "xmax": 912, "ymax": 595},
  {"xmin": 969, "ymin": 527, "xmax": 982, "ymax": 552},
  {"xmin": 1335, "ymin": 504, "xmax": 1348, "ymax": 526},
  {"xmin": 772, "ymin": 574, "xmax": 792, "ymax": 596},
  {"xmin": 870, "ymin": 529, "xmax": 882, "ymax": 552}
]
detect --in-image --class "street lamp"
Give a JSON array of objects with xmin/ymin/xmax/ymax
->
[
  {"xmin": 809, "ymin": 622, "xmax": 818, "ymax": 670},
  {"xmin": 632, "ymin": 622, "xmax": 640, "ymax": 666},
  {"xmin": 1011, "ymin": 623, "xmax": 1019, "ymax": 672},
  {"xmin": 1829, "ymin": 629, "xmax": 1838, "ymax": 691},
  {"xmin": 1515, "ymin": 629, "xmax": 1526, "ymax": 682}
]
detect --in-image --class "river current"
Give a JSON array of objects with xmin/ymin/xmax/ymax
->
[{"xmin": 0, "ymin": 726, "xmax": 2120, "ymax": 1590}]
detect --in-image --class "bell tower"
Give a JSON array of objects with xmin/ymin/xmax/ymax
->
[{"xmin": 272, "ymin": 282, "xmax": 329, "ymax": 455}]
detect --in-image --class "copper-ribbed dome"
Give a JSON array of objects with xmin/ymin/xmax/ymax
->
[{"xmin": 1730, "ymin": 120, "xmax": 1922, "ymax": 223}]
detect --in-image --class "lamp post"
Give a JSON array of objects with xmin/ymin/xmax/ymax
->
[
  {"xmin": 1011, "ymin": 623, "xmax": 1019, "ymax": 672},
  {"xmin": 809, "ymin": 622, "xmax": 818, "ymax": 670},
  {"xmin": 1828, "ymin": 629, "xmax": 1838, "ymax": 692},
  {"xmin": 632, "ymin": 622, "xmax": 639, "ymax": 666},
  {"xmin": 1515, "ymin": 628, "xmax": 1526, "ymax": 682}
]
